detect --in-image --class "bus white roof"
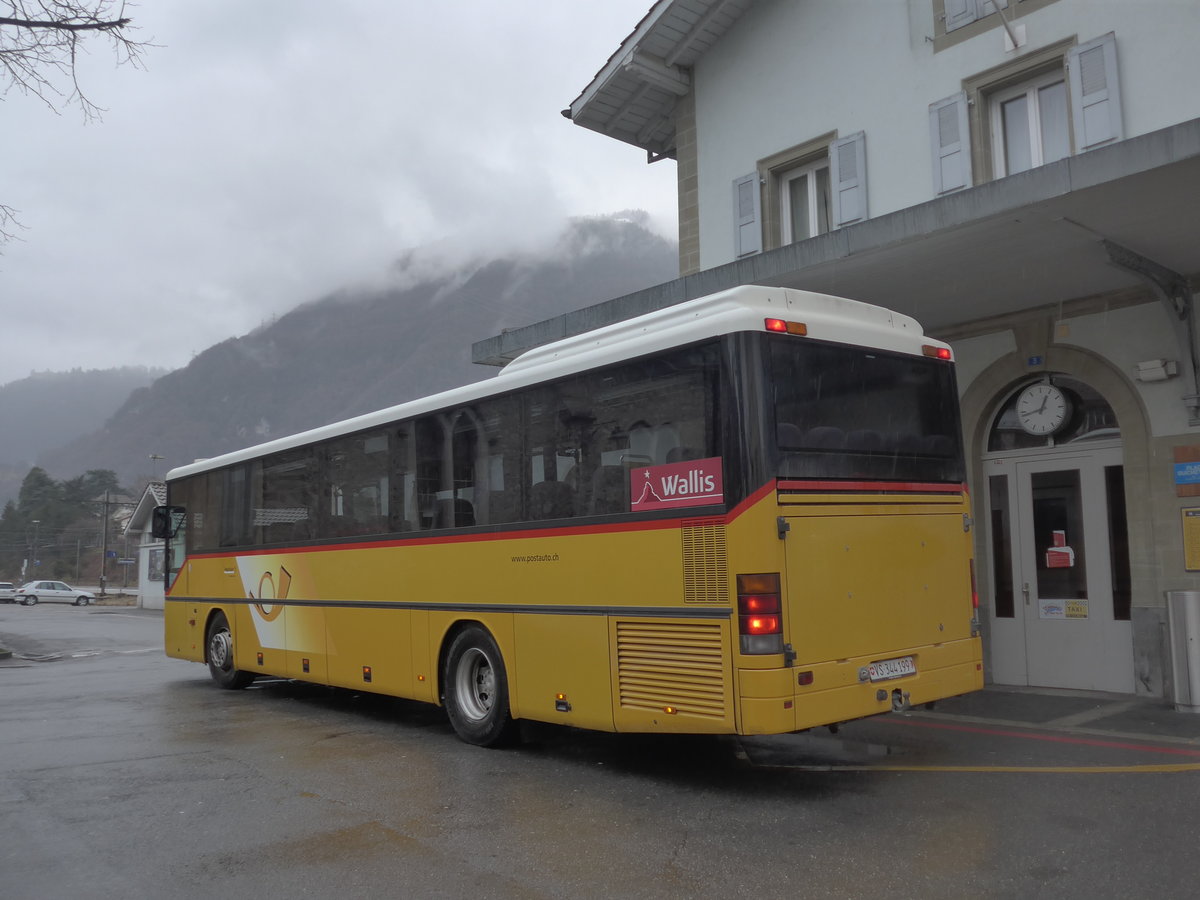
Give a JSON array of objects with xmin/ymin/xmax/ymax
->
[{"xmin": 165, "ymin": 286, "xmax": 941, "ymax": 481}]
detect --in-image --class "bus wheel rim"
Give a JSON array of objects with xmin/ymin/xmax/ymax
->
[
  {"xmin": 209, "ymin": 629, "xmax": 233, "ymax": 671},
  {"xmin": 456, "ymin": 647, "xmax": 494, "ymax": 722}
]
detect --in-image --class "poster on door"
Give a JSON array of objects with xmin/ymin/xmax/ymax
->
[
  {"xmin": 1038, "ymin": 597, "xmax": 1089, "ymax": 619},
  {"xmin": 1045, "ymin": 529, "xmax": 1075, "ymax": 568}
]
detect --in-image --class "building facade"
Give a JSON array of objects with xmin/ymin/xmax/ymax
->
[
  {"xmin": 475, "ymin": 0, "xmax": 1200, "ymax": 697},
  {"xmin": 124, "ymin": 482, "xmax": 167, "ymax": 610}
]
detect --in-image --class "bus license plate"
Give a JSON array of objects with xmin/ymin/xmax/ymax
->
[{"xmin": 869, "ymin": 656, "xmax": 916, "ymax": 682}]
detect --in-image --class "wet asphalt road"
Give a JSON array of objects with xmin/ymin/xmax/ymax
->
[{"xmin": 2, "ymin": 603, "xmax": 1199, "ymax": 899}]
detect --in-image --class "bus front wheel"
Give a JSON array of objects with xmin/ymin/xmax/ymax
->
[
  {"xmin": 443, "ymin": 625, "xmax": 518, "ymax": 747},
  {"xmin": 206, "ymin": 611, "xmax": 256, "ymax": 690}
]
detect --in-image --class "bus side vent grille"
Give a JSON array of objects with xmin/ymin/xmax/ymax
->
[
  {"xmin": 615, "ymin": 620, "xmax": 728, "ymax": 719},
  {"xmin": 682, "ymin": 518, "xmax": 728, "ymax": 603}
]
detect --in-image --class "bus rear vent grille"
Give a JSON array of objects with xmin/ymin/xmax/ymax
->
[
  {"xmin": 682, "ymin": 518, "xmax": 728, "ymax": 603},
  {"xmin": 615, "ymin": 620, "xmax": 728, "ymax": 719}
]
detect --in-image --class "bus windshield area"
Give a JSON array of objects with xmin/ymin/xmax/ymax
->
[{"xmin": 769, "ymin": 335, "xmax": 965, "ymax": 484}]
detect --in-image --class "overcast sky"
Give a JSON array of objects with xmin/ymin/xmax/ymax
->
[{"xmin": 0, "ymin": 1, "xmax": 677, "ymax": 387}]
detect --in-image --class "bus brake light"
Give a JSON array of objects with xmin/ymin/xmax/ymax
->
[
  {"xmin": 738, "ymin": 573, "xmax": 784, "ymax": 654},
  {"xmin": 922, "ymin": 344, "xmax": 953, "ymax": 361}
]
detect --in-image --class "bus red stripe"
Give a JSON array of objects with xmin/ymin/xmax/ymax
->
[{"xmin": 777, "ymin": 480, "xmax": 964, "ymax": 494}]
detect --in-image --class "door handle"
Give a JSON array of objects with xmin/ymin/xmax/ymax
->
[{"xmin": 1022, "ymin": 582, "xmax": 1030, "ymax": 606}]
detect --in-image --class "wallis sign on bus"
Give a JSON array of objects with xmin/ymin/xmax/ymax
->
[{"xmin": 629, "ymin": 457, "xmax": 724, "ymax": 512}]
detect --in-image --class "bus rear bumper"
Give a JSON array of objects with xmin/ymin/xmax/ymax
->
[{"xmin": 737, "ymin": 641, "xmax": 983, "ymax": 735}]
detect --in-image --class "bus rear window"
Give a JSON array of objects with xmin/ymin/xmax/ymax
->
[{"xmin": 769, "ymin": 336, "xmax": 964, "ymax": 483}]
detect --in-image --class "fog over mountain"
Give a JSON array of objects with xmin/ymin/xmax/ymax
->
[
  {"xmin": 0, "ymin": 367, "xmax": 166, "ymax": 507},
  {"xmin": 29, "ymin": 214, "xmax": 678, "ymax": 496}
]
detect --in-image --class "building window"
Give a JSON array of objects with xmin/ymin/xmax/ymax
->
[
  {"xmin": 945, "ymin": 0, "xmax": 1007, "ymax": 33},
  {"xmin": 780, "ymin": 160, "xmax": 831, "ymax": 244},
  {"xmin": 990, "ymin": 69, "xmax": 1070, "ymax": 177},
  {"xmin": 932, "ymin": 33, "xmax": 1122, "ymax": 192},
  {"xmin": 739, "ymin": 130, "xmax": 866, "ymax": 255}
]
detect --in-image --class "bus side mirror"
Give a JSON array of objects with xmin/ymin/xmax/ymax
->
[{"xmin": 152, "ymin": 506, "xmax": 186, "ymax": 539}]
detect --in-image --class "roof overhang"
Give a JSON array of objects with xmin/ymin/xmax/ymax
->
[
  {"xmin": 565, "ymin": 0, "xmax": 751, "ymax": 161},
  {"xmin": 473, "ymin": 117, "xmax": 1200, "ymax": 366}
]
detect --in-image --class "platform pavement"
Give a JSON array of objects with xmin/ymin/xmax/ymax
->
[{"xmin": 912, "ymin": 684, "xmax": 1200, "ymax": 745}]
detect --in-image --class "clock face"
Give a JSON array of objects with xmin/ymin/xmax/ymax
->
[{"xmin": 1016, "ymin": 383, "xmax": 1071, "ymax": 436}]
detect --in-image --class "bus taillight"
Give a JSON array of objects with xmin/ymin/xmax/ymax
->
[
  {"xmin": 969, "ymin": 559, "xmax": 979, "ymax": 609},
  {"xmin": 738, "ymin": 573, "xmax": 784, "ymax": 655},
  {"xmin": 764, "ymin": 318, "xmax": 808, "ymax": 335},
  {"xmin": 922, "ymin": 344, "xmax": 953, "ymax": 361}
]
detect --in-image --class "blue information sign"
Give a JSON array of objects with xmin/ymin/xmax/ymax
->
[{"xmin": 1175, "ymin": 462, "xmax": 1200, "ymax": 485}]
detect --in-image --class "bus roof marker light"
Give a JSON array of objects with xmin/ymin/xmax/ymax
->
[
  {"xmin": 764, "ymin": 318, "xmax": 807, "ymax": 336},
  {"xmin": 922, "ymin": 344, "xmax": 953, "ymax": 361}
]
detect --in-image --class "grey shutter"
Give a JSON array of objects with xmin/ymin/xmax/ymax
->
[
  {"xmin": 944, "ymin": 0, "xmax": 976, "ymax": 32},
  {"xmin": 830, "ymin": 132, "xmax": 867, "ymax": 228},
  {"xmin": 929, "ymin": 92, "xmax": 972, "ymax": 195},
  {"xmin": 733, "ymin": 173, "xmax": 762, "ymax": 257},
  {"xmin": 1068, "ymin": 33, "xmax": 1123, "ymax": 152}
]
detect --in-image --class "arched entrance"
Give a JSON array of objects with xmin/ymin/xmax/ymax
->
[{"xmin": 982, "ymin": 374, "xmax": 1134, "ymax": 693}]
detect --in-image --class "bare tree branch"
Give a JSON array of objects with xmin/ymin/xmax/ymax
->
[
  {"xmin": 1, "ymin": 2, "xmax": 152, "ymax": 248},
  {"xmin": 0, "ymin": 202, "xmax": 21, "ymax": 244},
  {"xmin": 1, "ymin": 1, "xmax": 150, "ymax": 120}
]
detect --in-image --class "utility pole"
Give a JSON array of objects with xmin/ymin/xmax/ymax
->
[{"xmin": 100, "ymin": 490, "xmax": 109, "ymax": 596}]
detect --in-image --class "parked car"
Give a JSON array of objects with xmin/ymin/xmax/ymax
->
[
  {"xmin": 13, "ymin": 580, "xmax": 95, "ymax": 606},
  {"xmin": 0, "ymin": 582, "xmax": 15, "ymax": 603}
]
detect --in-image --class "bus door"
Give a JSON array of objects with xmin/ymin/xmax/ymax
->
[{"xmin": 778, "ymin": 490, "xmax": 975, "ymax": 684}]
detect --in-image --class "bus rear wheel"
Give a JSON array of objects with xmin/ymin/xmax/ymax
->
[
  {"xmin": 443, "ymin": 625, "xmax": 518, "ymax": 747},
  {"xmin": 206, "ymin": 611, "xmax": 256, "ymax": 690}
]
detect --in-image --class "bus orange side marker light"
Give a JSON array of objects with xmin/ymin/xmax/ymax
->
[
  {"xmin": 187, "ymin": 618, "xmax": 195, "ymax": 627},
  {"xmin": 362, "ymin": 666, "xmax": 373, "ymax": 684},
  {"xmin": 417, "ymin": 674, "xmax": 426, "ymax": 682},
  {"xmin": 302, "ymin": 658, "xmax": 310, "ymax": 674},
  {"xmin": 256, "ymin": 652, "xmax": 264, "ymax": 666},
  {"xmin": 663, "ymin": 706, "xmax": 678, "ymax": 715},
  {"xmin": 555, "ymin": 693, "xmax": 571, "ymax": 713}
]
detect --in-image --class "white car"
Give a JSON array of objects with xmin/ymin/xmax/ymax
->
[
  {"xmin": 0, "ymin": 582, "xmax": 15, "ymax": 603},
  {"xmin": 13, "ymin": 580, "xmax": 95, "ymax": 606}
]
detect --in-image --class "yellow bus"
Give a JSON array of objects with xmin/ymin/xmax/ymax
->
[{"xmin": 157, "ymin": 285, "xmax": 983, "ymax": 746}]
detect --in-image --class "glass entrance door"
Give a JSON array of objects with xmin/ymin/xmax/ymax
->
[{"xmin": 985, "ymin": 446, "xmax": 1134, "ymax": 692}]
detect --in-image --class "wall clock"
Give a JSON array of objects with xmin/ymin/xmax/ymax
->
[{"xmin": 1015, "ymin": 382, "xmax": 1071, "ymax": 436}]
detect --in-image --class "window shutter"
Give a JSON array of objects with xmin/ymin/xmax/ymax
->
[
  {"xmin": 929, "ymin": 92, "xmax": 972, "ymax": 195},
  {"xmin": 1068, "ymin": 33, "xmax": 1123, "ymax": 152},
  {"xmin": 830, "ymin": 132, "xmax": 867, "ymax": 228},
  {"xmin": 944, "ymin": 0, "xmax": 976, "ymax": 32},
  {"xmin": 732, "ymin": 173, "xmax": 762, "ymax": 257}
]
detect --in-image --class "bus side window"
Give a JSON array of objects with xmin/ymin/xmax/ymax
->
[
  {"xmin": 258, "ymin": 449, "xmax": 315, "ymax": 544},
  {"xmin": 323, "ymin": 431, "xmax": 389, "ymax": 538},
  {"xmin": 413, "ymin": 417, "xmax": 442, "ymax": 531},
  {"xmin": 391, "ymin": 424, "xmax": 416, "ymax": 533}
]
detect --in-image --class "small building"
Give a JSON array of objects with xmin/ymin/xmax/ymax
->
[
  {"xmin": 475, "ymin": 0, "xmax": 1200, "ymax": 698},
  {"xmin": 123, "ymin": 482, "xmax": 166, "ymax": 610}
]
